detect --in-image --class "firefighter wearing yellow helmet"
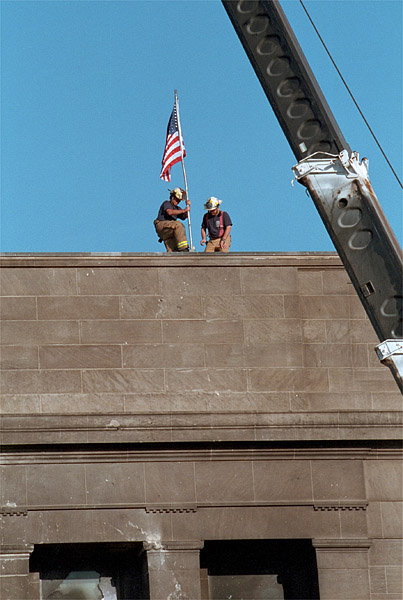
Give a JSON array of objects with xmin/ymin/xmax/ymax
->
[
  {"xmin": 154, "ymin": 187, "xmax": 191, "ymax": 252},
  {"xmin": 201, "ymin": 197, "xmax": 232, "ymax": 252}
]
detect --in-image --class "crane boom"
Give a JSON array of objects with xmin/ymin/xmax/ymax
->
[{"xmin": 222, "ymin": 0, "xmax": 403, "ymax": 391}]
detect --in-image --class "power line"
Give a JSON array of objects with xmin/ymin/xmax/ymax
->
[{"xmin": 299, "ymin": 0, "xmax": 403, "ymax": 190}]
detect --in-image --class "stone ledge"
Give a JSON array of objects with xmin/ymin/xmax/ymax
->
[
  {"xmin": 1, "ymin": 411, "xmax": 401, "ymax": 445},
  {"xmin": 0, "ymin": 252, "xmax": 342, "ymax": 268}
]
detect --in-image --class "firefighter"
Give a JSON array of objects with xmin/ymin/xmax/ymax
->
[
  {"xmin": 154, "ymin": 187, "xmax": 191, "ymax": 252},
  {"xmin": 200, "ymin": 197, "xmax": 232, "ymax": 252}
]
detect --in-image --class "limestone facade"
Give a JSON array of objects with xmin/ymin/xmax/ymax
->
[{"xmin": 1, "ymin": 253, "xmax": 401, "ymax": 599}]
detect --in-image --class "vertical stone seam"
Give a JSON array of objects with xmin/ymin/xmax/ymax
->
[
  {"xmin": 24, "ymin": 465, "xmax": 28, "ymax": 507},
  {"xmin": 251, "ymin": 459, "xmax": 256, "ymax": 502},
  {"xmin": 143, "ymin": 462, "xmax": 147, "ymax": 504},
  {"xmin": 84, "ymin": 464, "xmax": 88, "ymax": 506},
  {"xmin": 379, "ymin": 498, "xmax": 385, "ymax": 539},
  {"xmin": 309, "ymin": 459, "xmax": 315, "ymax": 504},
  {"xmin": 320, "ymin": 270, "xmax": 324, "ymax": 295},
  {"xmin": 192, "ymin": 462, "xmax": 197, "ymax": 506},
  {"xmin": 75, "ymin": 267, "xmax": 79, "ymax": 296},
  {"xmin": 120, "ymin": 343, "xmax": 124, "ymax": 370},
  {"xmin": 239, "ymin": 266, "xmax": 245, "ymax": 295},
  {"xmin": 288, "ymin": 391, "xmax": 292, "ymax": 412}
]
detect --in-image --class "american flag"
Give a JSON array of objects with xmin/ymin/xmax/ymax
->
[{"xmin": 159, "ymin": 101, "xmax": 185, "ymax": 182}]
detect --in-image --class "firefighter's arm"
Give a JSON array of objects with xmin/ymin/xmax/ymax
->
[
  {"xmin": 220, "ymin": 225, "xmax": 232, "ymax": 248},
  {"xmin": 166, "ymin": 201, "xmax": 190, "ymax": 220},
  {"xmin": 200, "ymin": 226, "xmax": 207, "ymax": 246}
]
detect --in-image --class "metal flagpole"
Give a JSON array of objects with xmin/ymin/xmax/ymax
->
[{"xmin": 175, "ymin": 89, "xmax": 195, "ymax": 251}]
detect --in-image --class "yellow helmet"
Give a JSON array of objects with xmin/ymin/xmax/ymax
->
[
  {"xmin": 169, "ymin": 187, "xmax": 186, "ymax": 201},
  {"xmin": 204, "ymin": 196, "xmax": 222, "ymax": 211}
]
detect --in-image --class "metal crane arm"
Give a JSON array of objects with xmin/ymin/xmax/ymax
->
[{"xmin": 222, "ymin": 0, "xmax": 403, "ymax": 390}]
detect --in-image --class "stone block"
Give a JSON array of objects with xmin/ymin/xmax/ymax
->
[
  {"xmin": 381, "ymin": 502, "xmax": 403, "ymax": 538},
  {"xmin": 81, "ymin": 320, "xmax": 162, "ymax": 344},
  {"xmin": 27, "ymin": 507, "xmax": 173, "ymax": 544},
  {"xmin": 37, "ymin": 295, "xmax": 119, "ymax": 320},
  {"xmin": 339, "ymin": 509, "xmax": 368, "ymax": 538},
  {"xmin": 85, "ymin": 463, "xmax": 146, "ymax": 504},
  {"xmin": 0, "ymin": 268, "xmax": 77, "ymax": 296},
  {"xmin": 167, "ymin": 368, "xmax": 248, "ymax": 392},
  {"xmin": 202, "ymin": 294, "xmax": 284, "ymax": 319},
  {"xmin": 364, "ymin": 461, "xmax": 403, "ymax": 501},
  {"xmin": 163, "ymin": 319, "xmax": 243, "ymax": 344},
  {"xmin": 371, "ymin": 392, "xmax": 403, "ymax": 410},
  {"xmin": 146, "ymin": 546, "xmax": 202, "ymax": 600},
  {"xmin": 120, "ymin": 295, "xmax": 203, "ymax": 319},
  {"xmin": 351, "ymin": 344, "xmax": 369, "ymax": 367},
  {"xmin": 77, "ymin": 267, "xmax": 159, "ymax": 295},
  {"xmin": 348, "ymin": 296, "xmax": 367, "ymax": 318},
  {"xmin": 39, "ymin": 345, "xmax": 122, "ymax": 369},
  {"xmin": 159, "ymin": 267, "xmax": 241, "ymax": 296},
  {"xmin": 302, "ymin": 320, "xmax": 327, "ymax": 343},
  {"xmin": 290, "ymin": 391, "xmax": 371, "ymax": 412},
  {"xmin": 300, "ymin": 296, "xmax": 349, "ymax": 319},
  {"xmin": 123, "ymin": 344, "xmax": 205, "ymax": 368},
  {"xmin": 312, "ymin": 460, "xmax": 365, "ymax": 501},
  {"xmin": 195, "ymin": 461, "xmax": 254, "ymax": 503},
  {"xmin": 1, "ymin": 320, "xmax": 79, "ymax": 345},
  {"xmin": 297, "ymin": 269, "xmax": 323, "ymax": 295},
  {"xmin": 82, "ymin": 369, "xmax": 164, "ymax": 393},
  {"xmin": 253, "ymin": 460, "xmax": 313, "ymax": 501},
  {"xmin": 171, "ymin": 505, "xmax": 341, "ymax": 540},
  {"xmin": 317, "ymin": 568, "xmax": 370, "ymax": 600},
  {"xmin": 366, "ymin": 503, "xmax": 383, "ymax": 538},
  {"xmin": 26, "ymin": 464, "xmax": 86, "ymax": 506},
  {"xmin": 303, "ymin": 344, "xmax": 353, "ymax": 368},
  {"xmin": 242, "ymin": 267, "xmax": 297, "ymax": 294},
  {"xmin": 0, "ymin": 346, "xmax": 38, "ymax": 370},
  {"xmin": 244, "ymin": 343, "xmax": 303, "ymax": 367},
  {"xmin": 1, "ymin": 466, "xmax": 27, "ymax": 507},
  {"xmin": 325, "ymin": 320, "xmax": 351, "ymax": 344},
  {"xmin": 0, "ymin": 296, "xmax": 37, "ymax": 320},
  {"xmin": 40, "ymin": 393, "xmax": 125, "ymax": 413},
  {"xmin": 1, "ymin": 370, "xmax": 82, "ymax": 394},
  {"xmin": 369, "ymin": 539, "xmax": 403, "ymax": 567},
  {"xmin": 0, "ymin": 395, "xmax": 41, "ymax": 414},
  {"xmin": 329, "ymin": 368, "xmax": 398, "ymax": 392},
  {"xmin": 205, "ymin": 344, "xmax": 244, "ymax": 367},
  {"xmin": 245, "ymin": 319, "xmax": 302, "ymax": 344},
  {"xmin": 369, "ymin": 567, "xmax": 387, "ymax": 594},
  {"xmin": 385, "ymin": 566, "xmax": 403, "ymax": 595},
  {"xmin": 0, "ymin": 574, "xmax": 40, "ymax": 600},
  {"xmin": 249, "ymin": 368, "xmax": 329, "ymax": 392},
  {"xmin": 322, "ymin": 269, "xmax": 356, "ymax": 295},
  {"xmin": 145, "ymin": 462, "xmax": 196, "ymax": 504},
  {"xmin": 284, "ymin": 295, "xmax": 301, "ymax": 318},
  {"xmin": 350, "ymin": 319, "xmax": 379, "ymax": 344}
]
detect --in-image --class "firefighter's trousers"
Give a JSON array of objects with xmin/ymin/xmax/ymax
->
[
  {"xmin": 154, "ymin": 220, "xmax": 189, "ymax": 252},
  {"xmin": 205, "ymin": 235, "xmax": 231, "ymax": 253}
]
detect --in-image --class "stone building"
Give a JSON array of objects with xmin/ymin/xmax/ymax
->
[{"xmin": 1, "ymin": 252, "xmax": 402, "ymax": 600}]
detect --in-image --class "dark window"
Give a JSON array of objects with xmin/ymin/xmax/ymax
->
[
  {"xmin": 201, "ymin": 539, "xmax": 320, "ymax": 600},
  {"xmin": 30, "ymin": 543, "xmax": 149, "ymax": 600}
]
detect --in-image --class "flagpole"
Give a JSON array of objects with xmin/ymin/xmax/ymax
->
[{"xmin": 175, "ymin": 89, "xmax": 194, "ymax": 251}]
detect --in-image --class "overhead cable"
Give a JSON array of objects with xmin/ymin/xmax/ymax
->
[{"xmin": 299, "ymin": 0, "xmax": 403, "ymax": 190}]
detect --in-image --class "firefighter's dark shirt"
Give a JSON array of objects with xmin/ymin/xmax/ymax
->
[
  {"xmin": 157, "ymin": 201, "xmax": 187, "ymax": 221},
  {"xmin": 202, "ymin": 211, "xmax": 232, "ymax": 238}
]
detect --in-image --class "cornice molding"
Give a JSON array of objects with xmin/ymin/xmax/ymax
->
[
  {"xmin": 0, "ymin": 252, "xmax": 342, "ymax": 269},
  {"xmin": 1, "ymin": 500, "xmax": 368, "ymax": 516},
  {"xmin": 1, "ymin": 411, "xmax": 402, "ymax": 446}
]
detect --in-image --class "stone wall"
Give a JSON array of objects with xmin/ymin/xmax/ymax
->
[{"xmin": 1, "ymin": 253, "xmax": 402, "ymax": 600}]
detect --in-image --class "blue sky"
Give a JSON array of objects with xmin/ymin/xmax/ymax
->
[{"xmin": 1, "ymin": 0, "xmax": 402, "ymax": 253}]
